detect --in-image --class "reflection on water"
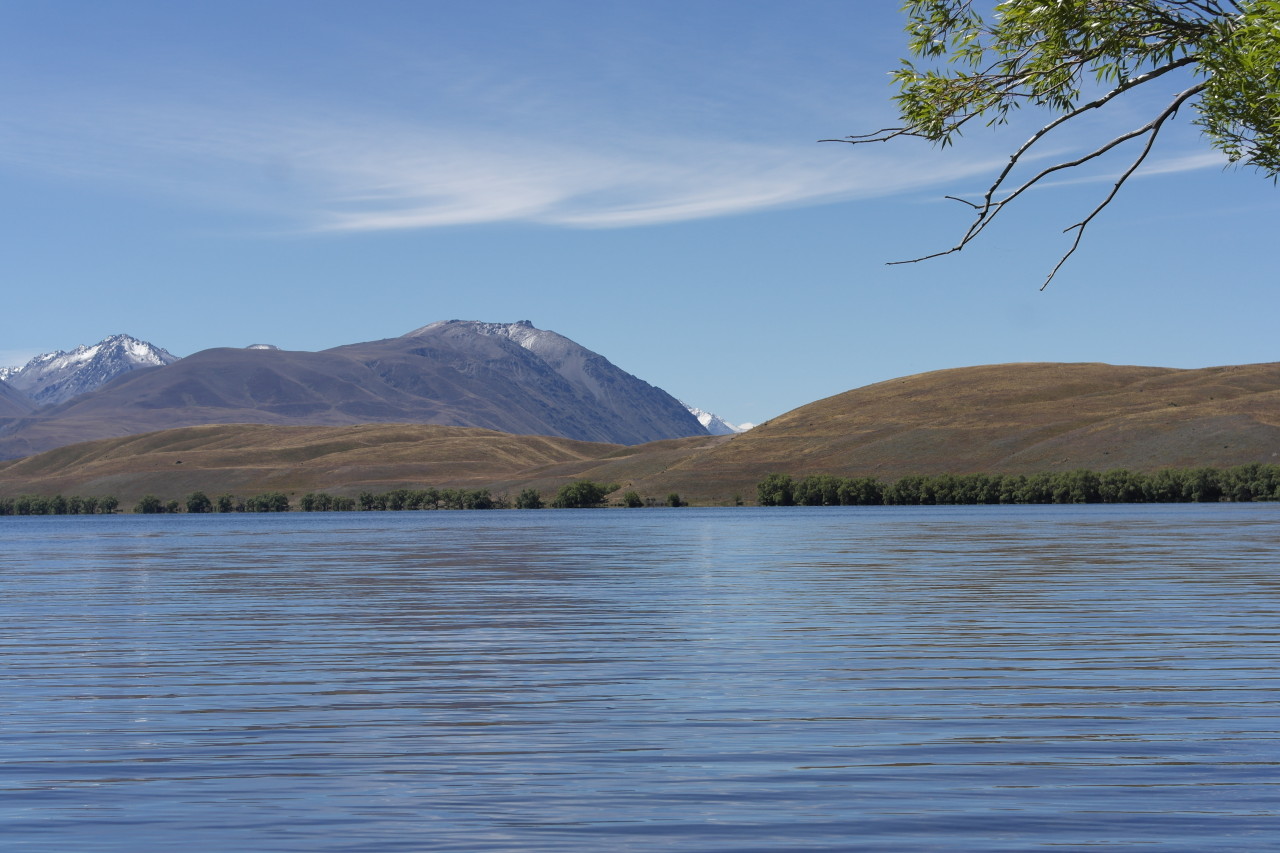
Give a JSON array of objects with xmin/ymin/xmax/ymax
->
[{"xmin": 3, "ymin": 506, "xmax": 1279, "ymax": 851}]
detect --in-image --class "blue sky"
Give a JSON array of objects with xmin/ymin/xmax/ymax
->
[{"xmin": 2, "ymin": 1, "xmax": 1276, "ymax": 428}]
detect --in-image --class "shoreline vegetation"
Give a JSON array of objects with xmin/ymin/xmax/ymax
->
[
  {"xmin": 0, "ymin": 481, "xmax": 660, "ymax": 515},
  {"xmin": 4, "ymin": 465, "xmax": 1280, "ymax": 515},
  {"xmin": 756, "ymin": 465, "xmax": 1280, "ymax": 506}
]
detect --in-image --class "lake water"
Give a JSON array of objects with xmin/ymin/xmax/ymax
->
[{"xmin": 3, "ymin": 505, "xmax": 1279, "ymax": 851}]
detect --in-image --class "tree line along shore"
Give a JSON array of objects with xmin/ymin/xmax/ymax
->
[
  {"xmin": 757, "ymin": 464, "xmax": 1280, "ymax": 506},
  {"xmin": 5, "ymin": 464, "xmax": 1280, "ymax": 516},
  {"xmin": 0, "ymin": 481, "xmax": 686, "ymax": 515}
]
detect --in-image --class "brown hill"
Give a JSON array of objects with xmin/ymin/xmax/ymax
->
[
  {"xmin": 0, "ymin": 423, "xmax": 647, "ymax": 503},
  {"xmin": 624, "ymin": 361, "xmax": 1280, "ymax": 499},
  {"xmin": 4, "ymin": 361, "xmax": 1279, "ymax": 506}
]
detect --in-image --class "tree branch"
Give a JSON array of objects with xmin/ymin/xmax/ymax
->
[
  {"xmin": 828, "ymin": 57, "xmax": 1206, "ymax": 284},
  {"xmin": 1039, "ymin": 82, "xmax": 1206, "ymax": 289},
  {"xmin": 835, "ymin": 0, "xmax": 1257, "ymax": 287},
  {"xmin": 878, "ymin": 82, "xmax": 1207, "ymax": 286}
]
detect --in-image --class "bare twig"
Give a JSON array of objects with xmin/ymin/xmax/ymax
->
[
  {"xmin": 826, "ymin": 55, "xmax": 1206, "ymax": 286},
  {"xmin": 1040, "ymin": 82, "xmax": 1205, "ymax": 289}
]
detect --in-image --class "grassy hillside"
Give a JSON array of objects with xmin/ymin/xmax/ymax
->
[
  {"xmin": 5, "ymin": 361, "xmax": 1280, "ymax": 506},
  {"xmin": 0, "ymin": 423, "xmax": 640, "ymax": 504},
  {"xmin": 626, "ymin": 361, "xmax": 1280, "ymax": 497}
]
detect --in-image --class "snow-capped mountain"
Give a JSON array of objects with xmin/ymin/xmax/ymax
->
[
  {"xmin": 403, "ymin": 320, "xmax": 608, "ymax": 396},
  {"xmin": 415, "ymin": 321, "xmax": 753, "ymax": 439},
  {"xmin": 0, "ymin": 321, "xmax": 710, "ymax": 459},
  {"xmin": 683, "ymin": 402, "xmax": 751, "ymax": 435},
  {"xmin": 1, "ymin": 334, "xmax": 178, "ymax": 407},
  {"xmin": 391, "ymin": 320, "xmax": 708, "ymax": 443}
]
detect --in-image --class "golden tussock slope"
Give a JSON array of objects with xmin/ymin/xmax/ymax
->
[
  {"xmin": 0, "ymin": 423, "xmax": 634, "ymax": 503},
  {"xmin": 619, "ymin": 362, "xmax": 1280, "ymax": 499}
]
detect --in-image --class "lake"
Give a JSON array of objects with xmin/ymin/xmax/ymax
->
[{"xmin": 3, "ymin": 505, "xmax": 1278, "ymax": 851}]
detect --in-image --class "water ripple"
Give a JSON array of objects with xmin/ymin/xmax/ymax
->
[{"xmin": 3, "ymin": 505, "xmax": 1279, "ymax": 851}]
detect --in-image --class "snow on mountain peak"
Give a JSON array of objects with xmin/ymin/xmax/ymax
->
[
  {"xmin": 397, "ymin": 322, "xmax": 745, "ymax": 437},
  {"xmin": 683, "ymin": 402, "xmax": 751, "ymax": 435},
  {"xmin": 4, "ymin": 334, "xmax": 178, "ymax": 407},
  {"xmin": 403, "ymin": 319, "xmax": 596, "ymax": 386},
  {"xmin": 403, "ymin": 319, "xmax": 549, "ymax": 351}
]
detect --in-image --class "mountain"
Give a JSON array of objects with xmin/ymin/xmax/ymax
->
[
  {"xmin": 1, "ymin": 334, "xmax": 178, "ymax": 407},
  {"xmin": 0, "ymin": 320, "xmax": 708, "ymax": 460},
  {"xmin": 0, "ymin": 379, "xmax": 33, "ymax": 418},
  {"xmin": 335, "ymin": 320, "xmax": 703, "ymax": 444},
  {"xmin": 683, "ymin": 402, "xmax": 749, "ymax": 435}
]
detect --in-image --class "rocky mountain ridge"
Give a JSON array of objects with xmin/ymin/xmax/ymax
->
[
  {"xmin": 0, "ymin": 379, "xmax": 33, "ymax": 418},
  {"xmin": 1, "ymin": 334, "xmax": 177, "ymax": 407},
  {"xmin": 0, "ymin": 321, "xmax": 711, "ymax": 459},
  {"xmin": 3, "ymin": 325, "xmax": 743, "ymax": 435}
]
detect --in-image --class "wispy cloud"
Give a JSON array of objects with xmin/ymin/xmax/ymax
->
[
  {"xmin": 0, "ymin": 3, "xmax": 1236, "ymax": 237},
  {"xmin": 5, "ymin": 91, "xmax": 1231, "ymax": 235},
  {"xmin": 896, "ymin": 141, "xmax": 1230, "ymax": 207},
  {"xmin": 5, "ymin": 70, "xmax": 1226, "ymax": 236},
  {"xmin": 311, "ymin": 135, "xmax": 1011, "ymax": 232},
  {"xmin": 0, "ymin": 94, "xmax": 1013, "ymax": 233},
  {"xmin": 1027, "ymin": 149, "xmax": 1229, "ymax": 193},
  {"xmin": 1136, "ymin": 151, "xmax": 1231, "ymax": 176}
]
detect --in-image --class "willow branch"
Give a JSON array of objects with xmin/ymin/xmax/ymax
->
[
  {"xmin": 829, "ymin": 66, "xmax": 1204, "ymax": 284},
  {"xmin": 881, "ymin": 82, "xmax": 1205, "ymax": 285},
  {"xmin": 1039, "ymin": 82, "xmax": 1205, "ymax": 289},
  {"xmin": 958, "ymin": 54, "xmax": 1200, "ymax": 228}
]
